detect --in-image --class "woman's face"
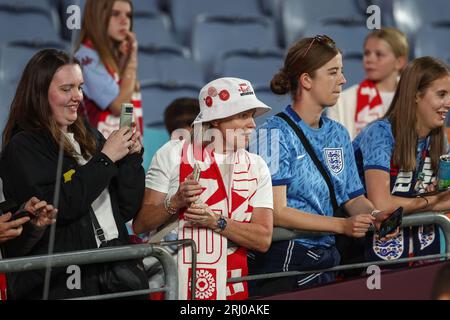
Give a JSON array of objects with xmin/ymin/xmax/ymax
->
[
  {"xmin": 416, "ymin": 75, "xmax": 450, "ymax": 133},
  {"xmin": 363, "ymin": 37, "xmax": 404, "ymax": 83},
  {"xmin": 308, "ymin": 53, "xmax": 346, "ymax": 107},
  {"xmin": 108, "ymin": 1, "xmax": 132, "ymax": 42},
  {"xmin": 48, "ymin": 64, "xmax": 84, "ymax": 132},
  {"xmin": 212, "ymin": 109, "xmax": 257, "ymax": 152}
]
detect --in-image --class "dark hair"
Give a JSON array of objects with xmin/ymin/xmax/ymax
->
[
  {"xmin": 271, "ymin": 35, "xmax": 341, "ymax": 101},
  {"xmin": 384, "ymin": 56, "xmax": 450, "ymax": 172},
  {"xmin": 2, "ymin": 49, "xmax": 97, "ymax": 159},
  {"xmin": 164, "ymin": 98, "xmax": 200, "ymax": 134}
]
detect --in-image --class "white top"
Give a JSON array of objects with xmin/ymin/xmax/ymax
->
[
  {"xmin": 65, "ymin": 133, "xmax": 118, "ymax": 247},
  {"xmin": 328, "ymin": 84, "xmax": 395, "ymax": 140},
  {"xmin": 145, "ymin": 140, "xmax": 274, "ymax": 210}
]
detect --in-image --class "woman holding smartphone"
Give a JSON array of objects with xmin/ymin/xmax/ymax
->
[
  {"xmin": 353, "ymin": 56, "xmax": 450, "ymax": 263},
  {"xmin": 0, "ymin": 49, "xmax": 144, "ymax": 299},
  {"xmin": 75, "ymin": 0, "xmax": 142, "ymax": 138}
]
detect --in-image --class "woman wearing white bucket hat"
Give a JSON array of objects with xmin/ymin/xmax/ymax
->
[{"xmin": 133, "ymin": 77, "xmax": 274, "ymax": 300}]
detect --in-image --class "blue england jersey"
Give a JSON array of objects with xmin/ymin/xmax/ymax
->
[{"xmin": 252, "ymin": 106, "xmax": 365, "ymax": 248}]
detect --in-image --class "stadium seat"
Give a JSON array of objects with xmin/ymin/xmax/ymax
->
[
  {"xmin": 170, "ymin": 0, "xmax": 263, "ymax": 44},
  {"xmin": 393, "ymin": 0, "xmax": 450, "ymax": 42},
  {"xmin": 140, "ymin": 83, "xmax": 200, "ymax": 127},
  {"xmin": 134, "ymin": 13, "xmax": 184, "ymax": 52},
  {"xmin": 252, "ymin": 88, "xmax": 290, "ymax": 127},
  {"xmin": 343, "ymin": 55, "xmax": 366, "ymax": 88},
  {"xmin": 414, "ymin": 26, "xmax": 450, "ymax": 64},
  {"xmin": 0, "ymin": 42, "xmax": 67, "ymax": 82},
  {"xmin": 191, "ymin": 15, "xmax": 279, "ymax": 80},
  {"xmin": 303, "ymin": 23, "xmax": 369, "ymax": 57},
  {"xmin": 133, "ymin": 0, "xmax": 160, "ymax": 16},
  {"xmin": 214, "ymin": 50, "xmax": 283, "ymax": 89},
  {"xmin": 280, "ymin": 0, "xmax": 365, "ymax": 47},
  {"xmin": 0, "ymin": 8, "xmax": 61, "ymax": 45},
  {"xmin": 138, "ymin": 48, "xmax": 204, "ymax": 87}
]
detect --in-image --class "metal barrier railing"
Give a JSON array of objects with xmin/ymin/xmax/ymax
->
[
  {"xmin": 1, "ymin": 212, "xmax": 448, "ymax": 299},
  {"xmin": 228, "ymin": 211, "xmax": 450, "ymax": 285},
  {"xmin": 0, "ymin": 243, "xmax": 178, "ymax": 300}
]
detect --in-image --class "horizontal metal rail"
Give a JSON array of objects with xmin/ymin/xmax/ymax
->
[
  {"xmin": 229, "ymin": 212, "xmax": 450, "ymax": 285},
  {"xmin": 0, "ymin": 243, "xmax": 178, "ymax": 300}
]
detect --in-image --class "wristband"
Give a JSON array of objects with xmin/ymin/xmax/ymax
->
[{"xmin": 164, "ymin": 196, "xmax": 178, "ymax": 216}]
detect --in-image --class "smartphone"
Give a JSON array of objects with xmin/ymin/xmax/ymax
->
[
  {"xmin": 0, "ymin": 200, "xmax": 34, "ymax": 220},
  {"xmin": 10, "ymin": 209, "xmax": 35, "ymax": 221},
  {"xmin": 378, "ymin": 207, "xmax": 403, "ymax": 238},
  {"xmin": 119, "ymin": 103, "xmax": 134, "ymax": 129},
  {"xmin": 0, "ymin": 199, "xmax": 19, "ymax": 215}
]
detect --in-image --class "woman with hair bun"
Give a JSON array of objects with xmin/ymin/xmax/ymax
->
[{"xmin": 249, "ymin": 35, "xmax": 390, "ymax": 296}]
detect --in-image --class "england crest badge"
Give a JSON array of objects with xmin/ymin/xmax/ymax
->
[{"xmin": 324, "ymin": 148, "xmax": 344, "ymax": 175}]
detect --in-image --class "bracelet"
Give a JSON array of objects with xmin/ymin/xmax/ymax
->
[
  {"xmin": 417, "ymin": 196, "xmax": 429, "ymax": 209},
  {"xmin": 164, "ymin": 196, "xmax": 178, "ymax": 216}
]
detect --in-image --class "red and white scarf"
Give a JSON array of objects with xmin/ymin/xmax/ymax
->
[
  {"xmin": 178, "ymin": 142, "xmax": 255, "ymax": 300},
  {"xmin": 355, "ymin": 79, "xmax": 384, "ymax": 135},
  {"xmin": 81, "ymin": 39, "xmax": 143, "ymax": 138}
]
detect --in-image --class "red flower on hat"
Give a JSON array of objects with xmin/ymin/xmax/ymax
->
[
  {"xmin": 205, "ymin": 96, "xmax": 213, "ymax": 107},
  {"xmin": 208, "ymin": 87, "xmax": 218, "ymax": 97},
  {"xmin": 219, "ymin": 90, "xmax": 230, "ymax": 101}
]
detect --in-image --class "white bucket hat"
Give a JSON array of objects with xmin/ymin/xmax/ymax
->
[{"xmin": 192, "ymin": 77, "xmax": 271, "ymax": 125}]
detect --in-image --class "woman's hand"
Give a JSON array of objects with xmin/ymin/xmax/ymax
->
[
  {"xmin": 25, "ymin": 197, "xmax": 58, "ymax": 229},
  {"xmin": 101, "ymin": 127, "xmax": 133, "ymax": 162},
  {"xmin": 0, "ymin": 213, "xmax": 29, "ymax": 243},
  {"xmin": 128, "ymin": 124, "xmax": 142, "ymax": 155},
  {"xmin": 171, "ymin": 174, "xmax": 203, "ymax": 209},
  {"xmin": 342, "ymin": 214, "xmax": 374, "ymax": 238},
  {"xmin": 184, "ymin": 203, "xmax": 218, "ymax": 229}
]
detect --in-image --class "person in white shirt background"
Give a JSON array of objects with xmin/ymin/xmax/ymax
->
[{"xmin": 328, "ymin": 28, "xmax": 409, "ymax": 139}]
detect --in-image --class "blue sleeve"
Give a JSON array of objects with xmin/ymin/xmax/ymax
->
[
  {"xmin": 359, "ymin": 122, "xmax": 393, "ymax": 173},
  {"xmin": 254, "ymin": 124, "xmax": 293, "ymax": 186},
  {"xmin": 341, "ymin": 128, "xmax": 365, "ymax": 200},
  {"xmin": 76, "ymin": 50, "xmax": 119, "ymax": 110}
]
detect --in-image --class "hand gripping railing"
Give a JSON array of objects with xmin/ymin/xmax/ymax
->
[
  {"xmin": 228, "ymin": 211, "xmax": 450, "ymax": 285},
  {"xmin": 0, "ymin": 243, "xmax": 178, "ymax": 300}
]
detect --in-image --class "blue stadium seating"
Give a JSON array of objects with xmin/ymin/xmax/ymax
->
[
  {"xmin": 133, "ymin": 0, "xmax": 161, "ymax": 15},
  {"xmin": 414, "ymin": 26, "xmax": 450, "ymax": 64},
  {"xmin": 138, "ymin": 48, "xmax": 204, "ymax": 87},
  {"xmin": 280, "ymin": 0, "xmax": 365, "ymax": 47},
  {"xmin": 140, "ymin": 83, "xmax": 200, "ymax": 127},
  {"xmin": 170, "ymin": 0, "xmax": 263, "ymax": 44},
  {"xmin": 0, "ymin": 8, "xmax": 61, "ymax": 45},
  {"xmin": 0, "ymin": 42, "xmax": 67, "ymax": 82},
  {"xmin": 191, "ymin": 15, "xmax": 279, "ymax": 80},
  {"xmin": 134, "ymin": 13, "xmax": 184, "ymax": 52},
  {"xmin": 303, "ymin": 23, "xmax": 369, "ymax": 57},
  {"xmin": 214, "ymin": 50, "xmax": 283, "ymax": 90},
  {"xmin": 343, "ymin": 55, "xmax": 366, "ymax": 88},
  {"xmin": 253, "ymin": 88, "xmax": 290, "ymax": 127},
  {"xmin": 393, "ymin": 0, "xmax": 450, "ymax": 42}
]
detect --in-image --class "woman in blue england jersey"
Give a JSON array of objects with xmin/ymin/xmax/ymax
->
[
  {"xmin": 248, "ymin": 35, "xmax": 388, "ymax": 296},
  {"xmin": 353, "ymin": 57, "xmax": 450, "ymax": 264}
]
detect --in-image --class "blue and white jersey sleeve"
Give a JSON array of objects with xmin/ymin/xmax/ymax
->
[
  {"xmin": 354, "ymin": 119, "xmax": 394, "ymax": 173},
  {"xmin": 253, "ymin": 121, "xmax": 293, "ymax": 186},
  {"xmin": 340, "ymin": 128, "xmax": 365, "ymax": 201},
  {"xmin": 75, "ymin": 45, "xmax": 119, "ymax": 110}
]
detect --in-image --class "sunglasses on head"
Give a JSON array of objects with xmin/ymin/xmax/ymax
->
[{"xmin": 302, "ymin": 35, "xmax": 336, "ymax": 58}]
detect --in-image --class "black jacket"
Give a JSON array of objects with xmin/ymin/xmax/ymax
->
[{"xmin": 0, "ymin": 128, "xmax": 145, "ymax": 299}]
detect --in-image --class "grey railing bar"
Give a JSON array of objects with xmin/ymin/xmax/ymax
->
[
  {"xmin": 0, "ymin": 243, "xmax": 178, "ymax": 300},
  {"xmin": 228, "ymin": 252, "xmax": 450, "ymax": 283}
]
